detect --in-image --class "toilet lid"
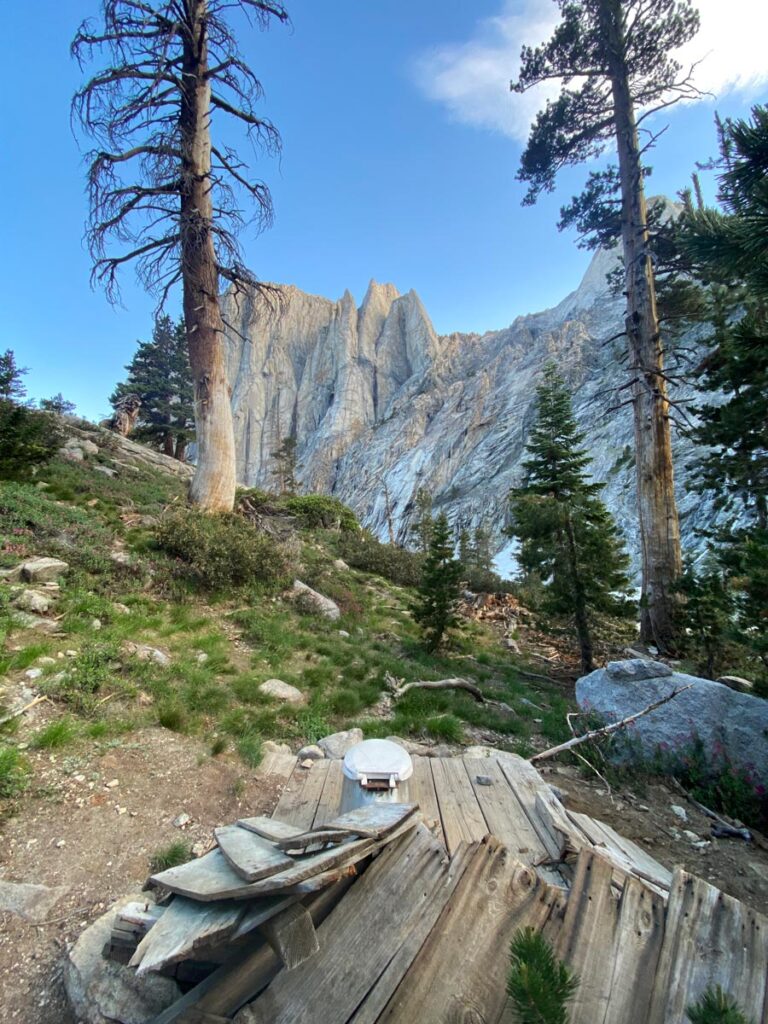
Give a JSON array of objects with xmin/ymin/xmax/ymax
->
[{"xmin": 342, "ymin": 739, "xmax": 413, "ymax": 782}]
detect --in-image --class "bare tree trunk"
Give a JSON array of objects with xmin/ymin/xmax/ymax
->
[
  {"xmin": 181, "ymin": 0, "xmax": 237, "ymax": 512},
  {"xmin": 174, "ymin": 437, "xmax": 188, "ymax": 463},
  {"xmin": 600, "ymin": 0, "xmax": 682, "ymax": 650}
]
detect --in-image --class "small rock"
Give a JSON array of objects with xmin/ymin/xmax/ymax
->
[
  {"xmin": 289, "ymin": 579, "xmax": 341, "ymax": 621},
  {"xmin": 683, "ymin": 829, "xmax": 700, "ymax": 842},
  {"xmin": 15, "ymin": 589, "xmax": 54, "ymax": 615},
  {"xmin": 110, "ymin": 550, "xmax": 132, "ymax": 566},
  {"xmin": 65, "ymin": 649, "xmax": 77, "ymax": 657},
  {"xmin": 300, "ymin": 759, "xmax": 315, "ymax": 769},
  {"xmin": 123, "ymin": 642, "xmax": 171, "ymax": 667},
  {"xmin": 60, "ymin": 445, "xmax": 84, "ymax": 461},
  {"xmin": 605, "ymin": 659, "xmax": 673, "ymax": 681},
  {"xmin": 386, "ymin": 736, "xmax": 432, "ymax": 757},
  {"xmin": 258, "ymin": 678, "xmax": 306, "ymax": 704},
  {"xmin": 503, "ymin": 637, "xmax": 521, "ymax": 653},
  {"xmin": 338, "ymin": 630, "xmax": 351, "ymax": 639},
  {"xmin": 333, "ymin": 559, "xmax": 350, "ymax": 571},
  {"xmin": 76, "ymin": 438, "xmax": 100, "ymax": 456},
  {"xmin": 638, "ymin": 804, "xmax": 650, "ymax": 812},
  {"xmin": 191, "ymin": 842, "xmax": 207, "ymax": 858},
  {"xmin": 94, "ymin": 465, "xmax": 116, "ymax": 478},
  {"xmin": 717, "ymin": 675, "xmax": 754, "ymax": 693},
  {"xmin": 25, "ymin": 668, "xmax": 43, "ymax": 680},
  {"xmin": 476, "ymin": 775, "xmax": 493, "ymax": 787},
  {"xmin": 38, "ymin": 656, "xmax": 57, "ymax": 666},
  {"xmin": 261, "ymin": 740, "xmax": 292, "ymax": 756},
  {"xmin": 195, "ymin": 652, "xmax": 209, "ymax": 664},
  {"xmin": 172, "ymin": 812, "xmax": 191, "ymax": 828},
  {"xmin": 91, "ymin": 619, "xmax": 102, "ymax": 631},
  {"xmin": 296, "ymin": 744, "xmax": 325, "ymax": 761},
  {"xmin": 105, "ymin": 779, "xmax": 119, "ymax": 789},
  {"xmin": 671, "ymin": 804, "xmax": 688, "ymax": 823},
  {"xmin": 18, "ymin": 557, "xmax": 69, "ymax": 584},
  {"xmin": 318, "ymin": 728, "xmax": 364, "ymax": 759},
  {"xmin": 113, "ymin": 603, "xmax": 131, "ymax": 615},
  {"xmin": 55, "ymin": 840, "xmax": 66, "ymax": 848}
]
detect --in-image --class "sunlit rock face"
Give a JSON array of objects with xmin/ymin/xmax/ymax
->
[{"xmin": 223, "ymin": 246, "xmax": 717, "ymax": 578}]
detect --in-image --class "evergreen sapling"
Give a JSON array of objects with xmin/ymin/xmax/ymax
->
[{"xmin": 412, "ymin": 512, "xmax": 462, "ymax": 651}]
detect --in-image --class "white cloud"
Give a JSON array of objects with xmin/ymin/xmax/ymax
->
[{"xmin": 412, "ymin": 0, "xmax": 768, "ymax": 142}]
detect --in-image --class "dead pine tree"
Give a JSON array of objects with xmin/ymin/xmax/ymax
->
[
  {"xmin": 511, "ymin": 0, "xmax": 702, "ymax": 650},
  {"xmin": 72, "ymin": 0, "xmax": 289, "ymax": 511}
]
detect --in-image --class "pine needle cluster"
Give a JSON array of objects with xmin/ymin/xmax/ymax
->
[{"xmin": 507, "ymin": 927, "xmax": 578, "ymax": 1024}]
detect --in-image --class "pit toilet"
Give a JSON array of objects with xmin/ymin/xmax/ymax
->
[{"xmin": 339, "ymin": 739, "xmax": 413, "ymax": 814}]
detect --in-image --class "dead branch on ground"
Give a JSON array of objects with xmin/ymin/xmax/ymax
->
[{"xmin": 385, "ymin": 673, "xmax": 514, "ymax": 715}]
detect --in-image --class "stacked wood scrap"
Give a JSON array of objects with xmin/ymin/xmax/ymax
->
[
  {"xmin": 104, "ymin": 802, "xmax": 419, "ymax": 1022},
  {"xmin": 458, "ymin": 591, "xmax": 528, "ymax": 625}
]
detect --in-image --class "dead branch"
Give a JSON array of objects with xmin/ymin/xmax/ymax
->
[
  {"xmin": 385, "ymin": 673, "xmax": 514, "ymax": 715},
  {"xmin": 529, "ymin": 684, "xmax": 693, "ymax": 763},
  {"xmin": 0, "ymin": 695, "xmax": 50, "ymax": 728}
]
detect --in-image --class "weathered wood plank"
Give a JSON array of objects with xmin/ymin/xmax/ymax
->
[
  {"xmin": 567, "ymin": 812, "xmax": 671, "ymax": 894},
  {"xmin": 235, "ymin": 826, "xmax": 451, "ymax": 1024},
  {"xmin": 131, "ymin": 897, "xmax": 245, "ymax": 975},
  {"xmin": 349, "ymin": 841, "xmax": 472, "ymax": 1024},
  {"xmin": 377, "ymin": 838, "xmax": 561, "ymax": 1024},
  {"xmin": 258, "ymin": 904, "xmax": 319, "ymax": 970},
  {"xmin": 648, "ymin": 868, "xmax": 768, "ymax": 1024},
  {"xmin": 256, "ymin": 750, "xmax": 297, "ymax": 782},
  {"xmin": 430, "ymin": 756, "xmax": 488, "ymax": 854},
  {"xmin": 214, "ymin": 825, "xmax": 293, "ymax": 882},
  {"xmin": 237, "ymin": 836, "xmax": 377, "ymax": 895},
  {"xmin": 231, "ymin": 895, "xmax": 299, "ymax": 941},
  {"xmin": 236, "ymin": 817, "xmax": 303, "ymax": 842},
  {"xmin": 312, "ymin": 758, "xmax": 344, "ymax": 827},
  {"xmin": 464, "ymin": 756, "xmax": 550, "ymax": 864},
  {"xmin": 326, "ymin": 801, "xmax": 418, "ymax": 838},
  {"xmin": 496, "ymin": 753, "xmax": 573, "ymax": 862},
  {"xmin": 408, "ymin": 756, "xmax": 442, "ymax": 837},
  {"xmin": 553, "ymin": 850, "xmax": 621, "ymax": 1021},
  {"xmin": 271, "ymin": 759, "xmax": 330, "ymax": 830},
  {"xmin": 601, "ymin": 873, "xmax": 666, "ymax": 1024},
  {"xmin": 149, "ymin": 849, "xmax": 264, "ymax": 902}
]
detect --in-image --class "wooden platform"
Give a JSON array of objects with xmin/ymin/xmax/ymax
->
[{"xmin": 265, "ymin": 750, "xmax": 672, "ymax": 893}]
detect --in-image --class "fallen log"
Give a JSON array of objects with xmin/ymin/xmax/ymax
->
[
  {"xmin": 529, "ymin": 684, "xmax": 693, "ymax": 763},
  {"xmin": 385, "ymin": 673, "xmax": 514, "ymax": 715}
]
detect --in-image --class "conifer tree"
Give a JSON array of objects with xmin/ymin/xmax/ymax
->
[
  {"xmin": 40, "ymin": 394, "xmax": 77, "ymax": 416},
  {"xmin": 511, "ymin": 0, "xmax": 702, "ymax": 649},
  {"xmin": 411, "ymin": 487, "xmax": 435, "ymax": 554},
  {"xmin": 458, "ymin": 527, "xmax": 472, "ymax": 568},
  {"xmin": 0, "ymin": 351, "xmax": 27, "ymax": 402},
  {"xmin": 687, "ymin": 985, "xmax": 753, "ymax": 1024},
  {"xmin": 271, "ymin": 435, "xmax": 298, "ymax": 495},
  {"xmin": 508, "ymin": 365, "xmax": 631, "ymax": 673},
  {"xmin": 472, "ymin": 524, "xmax": 494, "ymax": 575},
  {"xmin": 0, "ymin": 351, "xmax": 61, "ymax": 479},
  {"xmin": 112, "ymin": 314, "xmax": 195, "ymax": 461},
  {"xmin": 412, "ymin": 512, "xmax": 462, "ymax": 651}
]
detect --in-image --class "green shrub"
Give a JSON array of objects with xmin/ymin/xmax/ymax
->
[
  {"xmin": 507, "ymin": 927, "xmax": 578, "ymax": 1024},
  {"xmin": 31, "ymin": 717, "xmax": 78, "ymax": 749},
  {"xmin": 337, "ymin": 531, "xmax": 424, "ymax": 587},
  {"xmin": 154, "ymin": 508, "xmax": 290, "ymax": 591},
  {"xmin": 157, "ymin": 700, "xmax": 188, "ymax": 732},
  {"xmin": 43, "ymin": 641, "xmax": 120, "ymax": 713},
  {"xmin": 282, "ymin": 494, "xmax": 359, "ymax": 532},
  {"xmin": 426, "ymin": 714, "xmax": 464, "ymax": 743},
  {"xmin": 237, "ymin": 732, "xmax": 263, "ymax": 767},
  {"xmin": 150, "ymin": 840, "xmax": 192, "ymax": 872},
  {"xmin": 0, "ymin": 745, "xmax": 30, "ymax": 798},
  {"xmin": 687, "ymin": 986, "xmax": 753, "ymax": 1024},
  {"xmin": 0, "ymin": 403, "xmax": 62, "ymax": 480}
]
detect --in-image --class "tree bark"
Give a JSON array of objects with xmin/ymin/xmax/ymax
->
[
  {"xmin": 181, "ymin": 0, "xmax": 237, "ymax": 511},
  {"xmin": 600, "ymin": 0, "xmax": 682, "ymax": 650},
  {"xmin": 174, "ymin": 437, "xmax": 188, "ymax": 463},
  {"xmin": 564, "ymin": 512, "xmax": 594, "ymax": 675}
]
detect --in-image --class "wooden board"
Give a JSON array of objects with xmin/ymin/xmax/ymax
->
[
  {"xmin": 258, "ymin": 904, "xmax": 319, "ymax": 970},
  {"xmin": 326, "ymin": 801, "xmax": 418, "ymax": 839},
  {"xmin": 495, "ymin": 753, "xmax": 573, "ymax": 862},
  {"xmin": 235, "ymin": 836, "xmax": 377, "ymax": 895},
  {"xmin": 464, "ymin": 756, "xmax": 550, "ymax": 864},
  {"xmin": 408, "ymin": 757, "xmax": 441, "ymax": 836},
  {"xmin": 430, "ymin": 756, "xmax": 488, "ymax": 854},
  {"xmin": 237, "ymin": 817, "xmax": 303, "ymax": 842},
  {"xmin": 312, "ymin": 758, "xmax": 344, "ymax": 828},
  {"xmin": 231, "ymin": 896, "xmax": 299, "ymax": 941},
  {"xmin": 377, "ymin": 838, "xmax": 561, "ymax": 1024},
  {"xmin": 215, "ymin": 826, "xmax": 294, "ymax": 883},
  {"xmin": 271, "ymin": 760, "xmax": 331, "ymax": 830},
  {"xmin": 235, "ymin": 826, "xmax": 452, "ymax": 1024},
  {"xmin": 150, "ymin": 849, "xmax": 265, "ymax": 902},
  {"xmin": 567, "ymin": 811, "xmax": 672, "ymax": 893},
  {"xmin": 647, "ymin": 868, "xmax": 768, "ymax": 1024},
  {"xmin": 257, "ymin": 750, "xmax": 297, "ymax": 782},
  {"xmin": 131, "ymin": 896, "xmax": 245, "ymax": 975}
]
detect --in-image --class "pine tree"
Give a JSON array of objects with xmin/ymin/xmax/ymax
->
[
  {"xmin": 458, "ymin": 527, "xmax": 472, "ymax": 568},
  {"xmin": 511, "ymin": 0, "xmax": 702, "ymax": 649},
  {"xmin": 271, "ymin": 436, "xmax": 298, "ymax": 495},
  {"xmin": 411, "ymin": 487, "xmax": 435, "ymax": 554},
  {"xmin": 507, "ymin": 927, "xmax": 578, "ymax": 1024},
  {"xmin": 678, "ymin": 107, "xmax": 768, "ymax": 680},
  {"xmin": 508, "ymin": 365, "xmax": 631, "ymax": 673},
  {"xmin": 112, "ymin": 314, "xmax": 195, "ymax": 461},
  {"xmin": 0, "ymin": 350, "xmax": 27, "ymax": 402},
  {"xmin": 40, "ymin": 394, "xmax": 76, "ymax": 416},
  {"xmin": 0, "ymin": 350, "xmax": 61, "ymax": 479},
  {"xmin": 687, "ymin": 986, "xmax": 753, "ymax": 1024},
  {"xmin": 472, "ymin": 524, "xmax": 494, "ymax": 575},
  {"xmin": 412, "ymin": 512, "xmax": 462, "ymax": 651}
]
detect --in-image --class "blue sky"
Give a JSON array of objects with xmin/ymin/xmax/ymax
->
[{"xmin": 2, "ymin": 0, "xmax": 766, "ymax": 420}]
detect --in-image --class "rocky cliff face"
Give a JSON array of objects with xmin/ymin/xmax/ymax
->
[{"xmin": 223, "ymin": 248, "xmax": 716, "ymax": 575}]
